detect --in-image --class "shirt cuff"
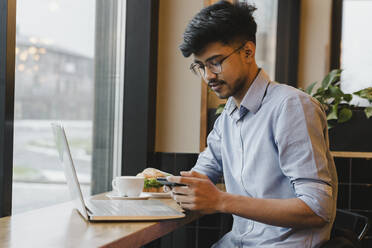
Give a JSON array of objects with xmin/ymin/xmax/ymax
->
[{"xmin": 294, "ymin": 181, "xmax": 334, "ymax": 222}]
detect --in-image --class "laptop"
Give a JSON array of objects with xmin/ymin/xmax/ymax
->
[{"xmin": 51, "ymin": 123, "xmax": 185, "ymax": 221}]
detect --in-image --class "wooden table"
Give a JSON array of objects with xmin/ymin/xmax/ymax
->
[
  {"xmin": 331, "ymin": 151, "xmax": 372, "ymax": 159},
  {"xmin": 0, "ymin": 194, "xmax": 200, "ymax": 248}
]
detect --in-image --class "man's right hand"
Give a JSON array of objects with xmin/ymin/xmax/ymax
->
[{"xmin": 167, "ymin": 170, "xmax": 225, "ymax": 214}]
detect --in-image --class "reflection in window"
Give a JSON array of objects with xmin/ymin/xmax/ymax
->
[{"xmin": 340, "ymin": 0, "xmax": 372, "ymax": 106}]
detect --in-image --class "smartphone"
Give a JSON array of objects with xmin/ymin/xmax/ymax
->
[{"xmin": 156, "ymin": 177, "xmax": 186, "ymax": 187}]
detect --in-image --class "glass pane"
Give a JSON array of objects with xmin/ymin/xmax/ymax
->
[
  {"xmin": 240, "ymin": 0, "xmax": 278, "ymax": 79},
  {"xmin": 341, "ymin": 0, "xmax": 372, "ymax": 106},
  {"xmin": 13, "ymin": 0, "xmax": 95, "ymax": 214}
]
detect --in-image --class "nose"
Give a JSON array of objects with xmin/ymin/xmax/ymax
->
[{"xmin": 204, "ymin": 66, "xmax": 217, "ymax": 82}]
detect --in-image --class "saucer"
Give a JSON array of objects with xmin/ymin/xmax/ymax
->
[
  {"xmin": 145, "ymin": 192, "xmax": 172, "ymax": 198},
  {"xmin": 106, "ymin": 192, "xmax": 151, "ymax": 200}
]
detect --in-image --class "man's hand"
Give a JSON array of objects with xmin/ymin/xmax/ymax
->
[
  {"xmin": 168, "ymin": 171, "xmax": 326, "ymax": 228},
  {"xmin": 167, "ymin": 171, "xmax": 224, "ymax": 214}
]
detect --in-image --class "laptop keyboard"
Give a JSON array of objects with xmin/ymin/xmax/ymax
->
[
  {"xmin": 86, "ymin": 199, "xmax": 182, "ymax": 216},
  {"xmin": 87, "ymin": 200, "xmax": 122, "ymax": 215}
]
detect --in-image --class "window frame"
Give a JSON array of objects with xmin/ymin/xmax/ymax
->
[
  {"xmin": 0, "ymin": 0, "xmax": 16, "ymax": 217},
  {"xmin": 120, "ymin": 0, "xmax": 159, "ymax": 176},
  {"xmin": 92, "ymin": 0, "xmax": 124, "ymax": 195},
  {"xmin": 330, "ymin": 0, "xmax": 343, "ymax": 70},
  {"xmin": 275, "ymin": 0, "xmax": 301, "ymax": 86}
]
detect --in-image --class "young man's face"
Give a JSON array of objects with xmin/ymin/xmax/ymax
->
[{"xmin": 193, "ymin": 41, "xmax": 253, "ymax": 100}]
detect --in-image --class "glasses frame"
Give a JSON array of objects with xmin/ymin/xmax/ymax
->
[{"xmin": 190, "ymin": 44, "xmax": 245, "ymax": 78}]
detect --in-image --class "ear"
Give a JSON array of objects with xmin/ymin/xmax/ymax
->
[{"xmin": 242, "ymin": 41, "xmax": 255, "ymax": 62}]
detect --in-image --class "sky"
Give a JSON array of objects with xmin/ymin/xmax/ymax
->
[{"xmin": 16, "ymin": 0, "xmax": 96, "ymax": 58}]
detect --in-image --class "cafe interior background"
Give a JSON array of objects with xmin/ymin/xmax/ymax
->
[{"xmin": 1, "ymin": 0, "xmax": 371, "ymax": 247}]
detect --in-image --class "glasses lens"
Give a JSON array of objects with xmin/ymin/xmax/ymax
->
[
  {"xmin": 190, "ymin": 63, "xmax": 198, "ymax": 75},
  {"xmin": 196, "ymin": 66, "xmax": 205, "ymax": 78},
  {"xmin": 190, "ymin": 67, "xmax": 198, "ymax": 76},
  {"xmin": 191, "ymin": 63, "xmax": 205, "ymax": 78}
]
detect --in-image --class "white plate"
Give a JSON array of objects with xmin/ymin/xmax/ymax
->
[
  {"xmin": 106, "ymin": 192, "xmax": 150, "ymax": 200},
  {"xmin": 145, "ymin": 192, "xmax": 172, "ymax": 198}
]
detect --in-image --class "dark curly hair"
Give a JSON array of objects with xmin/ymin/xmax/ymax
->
[{"xmin": 180, "ymin": 1, "xmax": 257, "ymax": 57}]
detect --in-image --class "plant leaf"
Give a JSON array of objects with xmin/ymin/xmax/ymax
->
[
  {"xmin": 305, "ymin": 82, "xmax": 317, "ymax": 95},
  {"xmin": 343, "ymin": 94, "xmax": 352, "ymax": 102},
  {"xmin": 327, "ymin": 104, "xmax": 338, "ymax": 120},
  {"xmin": 353, "ymin": 87, "xmax": 372, "ymax": 102},
  {"xmin": 365, "ymin": 106, "xmax": 372, "ymax": 119},
  {"xmin": 328, "ymin": 85, "xmax": 344, "ymax": 98},
  {"xmin": 321, "ymin": 69, "xmax": 342, "ymax": 89},
  {"xmin": 215, "ymin": 104, "xmax": 225, "ymax": 115},
  {"xmin": 316, "ymin": 87, "xmax": 324, "ymax": 93},
  {"xmin": 337, "ymin": 108, "xmax": 353, "ymax": 123}
]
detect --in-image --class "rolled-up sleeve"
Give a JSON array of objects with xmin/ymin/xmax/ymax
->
[
  {"xmin": 193, "ymin": 114, "xmax": 224, "ymax": 183},
  {"xmin": 274, "ymin": 94, "xmax": 337, "ymax": 222}
]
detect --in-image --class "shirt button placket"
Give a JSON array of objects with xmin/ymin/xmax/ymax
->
[{"xmin": 236, "ymin": 120, "xmax": 244, "ymax": 186}]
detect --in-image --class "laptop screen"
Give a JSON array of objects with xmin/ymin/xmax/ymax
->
[{"xmin": 51, "ymin": 123, "xmax": 89, "ymax": 219}]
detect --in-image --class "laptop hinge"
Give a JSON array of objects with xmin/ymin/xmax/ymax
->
[{"xmin": 85, "ymin": 206, "xmax": 94, "ymax": 216}]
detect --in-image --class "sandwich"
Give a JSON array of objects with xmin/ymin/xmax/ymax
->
[{"xmin": 136, "ymin": 168, "xmax": 172, "ymax": 192}]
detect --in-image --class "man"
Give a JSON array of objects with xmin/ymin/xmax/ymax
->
[{"xmin": 167, "ymin": 1, "xmax": 338, "ymax": 247}]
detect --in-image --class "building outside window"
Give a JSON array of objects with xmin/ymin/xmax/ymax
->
[{"xmin": 13, "ymin": 0, "xmax": 125, "ymax": 214}]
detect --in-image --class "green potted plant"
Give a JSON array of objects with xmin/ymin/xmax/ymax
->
[
  {"xmin": 304, "ymin": 69, "xmax": 372, "ymax": 128},
  {"xmin": 304, "ymin": 69, "xmax": 372, "ymax": 152}
]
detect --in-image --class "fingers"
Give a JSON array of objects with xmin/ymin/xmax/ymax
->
[
  {"xmin": 171, "ymin": 185, "xmax": 194, "ymax": 208},
  {"xmin": 167, "ymin": 175, "xmax": 201, "ymax": 185},
  {"xmin": 179, "ymin": 170, "xmax": 193, "ymax": 177},
  {"xmin": 172, "ymin": 185, "xmax": 192, "ymax": 195},
  {"xmin": 167, "ymin": 171, "xmax": 209, "ymax": 186},
  {"xmin": 179, "ymin": 202, "xmax": 195, "ymax": 210},
  {"xmin": 180, "ymin": 170, "xmax": 209, "ymax": 179},
  {"xmin": 163, "ymin": 186, "xmax": 171, "ymax": 192},
  {"xmin": 172, "ymin": 191, "xmax": 197, "ymax": 211},
  {"xmin": 173, "ymin": 194, "xmax": 193, "ymax": 204}
]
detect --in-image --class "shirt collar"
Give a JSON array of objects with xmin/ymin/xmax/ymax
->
[{"xmin": 225, "ymin": 69, "xmax": 270, "ymax": 115}]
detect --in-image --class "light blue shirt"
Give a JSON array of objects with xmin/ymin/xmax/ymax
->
[{"xmin": 193, "ymin": 69, "xmax": 338, "ymax": 248}]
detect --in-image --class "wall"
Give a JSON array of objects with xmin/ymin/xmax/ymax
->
[
  {"xmin": 298, "ymin": 0, "xmax": 333, "ymax": 89},
  {"xmin": 155, "ymin": 0, "xmax": 203, "ymax": 153},
  {"xmin": 156, "ymin": 0, "xmax": 334, "ymax": 152}
]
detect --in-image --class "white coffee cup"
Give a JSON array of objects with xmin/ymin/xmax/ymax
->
[{"xmin": 112, "ymin": 176, "xmax": 144, "ymax": 197}]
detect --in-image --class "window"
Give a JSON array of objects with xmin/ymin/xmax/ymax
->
[
  {"xmin": 1, "ymin": 0, "xmax": 158, "ymax": 217},
  {"xmin": 240, "ymin": 0, "xmax": 278, "ymax": 79},
  {"xmin": 340, "ymin": 0, "xmax": 372, "ymax": 106},
  {"xmin": 12, "ymin": 0, "xmax": 126, "ymax": 214}
]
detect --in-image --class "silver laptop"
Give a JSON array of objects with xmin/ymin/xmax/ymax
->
[{"xmin": 51, "ymin": 123, "xmax": 185, "ymax": 221}]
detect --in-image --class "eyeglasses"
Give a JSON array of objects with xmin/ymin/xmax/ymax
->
[{"xmin": 190, "ymin": 44, "xmax": 245, "ymax": 79}]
